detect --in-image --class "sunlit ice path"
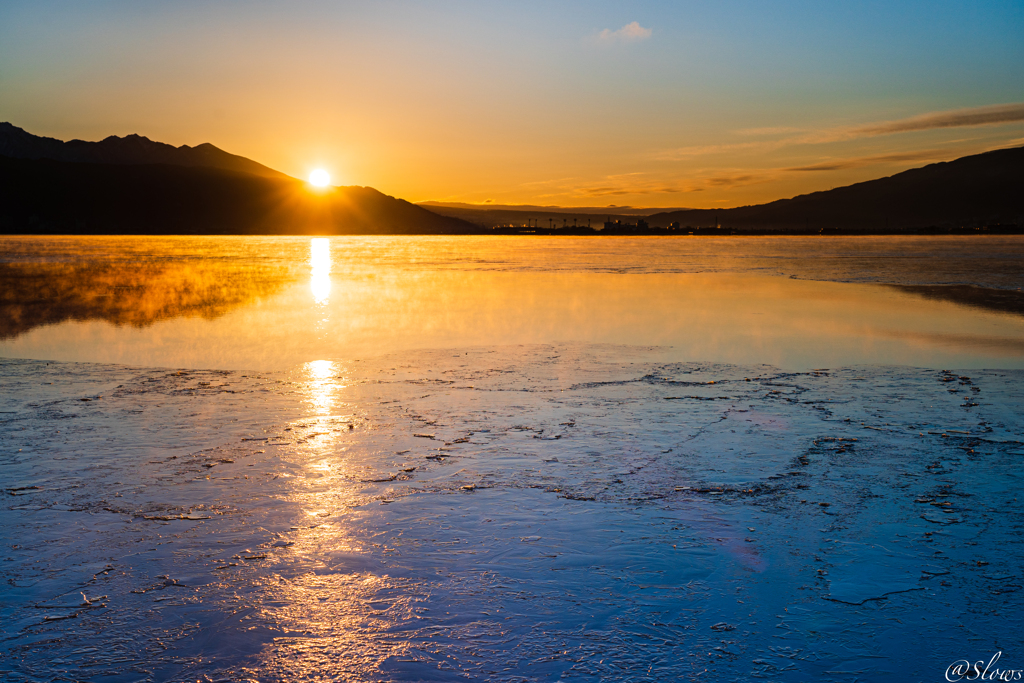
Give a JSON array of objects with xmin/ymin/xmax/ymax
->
[{"xmin": 0, "ymin": 235, "xmax": 1023, "ymax": 681}]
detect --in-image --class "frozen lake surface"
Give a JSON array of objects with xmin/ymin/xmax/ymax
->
[{"xmin": 1, "ymin": 236, "xmax": 1023, "ymax": 681}]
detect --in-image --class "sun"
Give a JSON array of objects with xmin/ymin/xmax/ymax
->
[{"xmin": 309, "ymin": 169, "xmax": 331, "ymax": 187}]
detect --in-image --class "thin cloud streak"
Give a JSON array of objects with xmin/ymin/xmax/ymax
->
[
  {"xmin": 852, "ymin": 103, "xmax": 1024, "ymax": 137},
  {"xmin": 783, "ymin": 148, "xmax": 961, "ymax": 172},
  {"xmin": 796, "ymin": 102, "xmax": 1024, "ymax": 145},
  {"xmin": 734, "ymin": 126, "xmax": 805, "ymax": 137},
  {"xmin": 572, "ymin": 142, "xmax": 989, "ymax": 199},
  {"xmin": 654, "ymin": 140, "xmax": 787, "ymax": 161},
  {"xmin": 655, "ymin": 102, "xmax": 1024, "ymax": 162},
  {"xmin": 575, "ymin": 170, "xmax": 776, "ymax": 197}
]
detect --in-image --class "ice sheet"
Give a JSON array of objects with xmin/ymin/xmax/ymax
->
[{"xmin": 2, "ymin": 347, "xmax": 1021, "ymax": 681}]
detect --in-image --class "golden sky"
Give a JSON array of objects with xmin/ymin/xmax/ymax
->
[{"xmin": 1, "ymin": 1, "xmax": 1022, "ymax": 208}]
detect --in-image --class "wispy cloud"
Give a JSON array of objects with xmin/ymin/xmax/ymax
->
[
  {"xmin": 572, "ymin": 142, "xmax": 983, "ymax": 198},
  {"xmin": 782, "ymin": 148, "xmax": 960, "ymax": 172},
  {"xmin": 656, "ymin": 102, "xmax": 1024, "ymax": 162},
  {"xmin": 595, "ymin": 21, "xmax": 652, "ymax": 43},
  {"xmin": 653, "ymin": 140, "xmax": 786, "ymax": 161},
  {"xmin": 573, "ymin": 170, "xmax": 775, "ymax": 197},
  {"xmin": 734, "ymin": 126, "xmax": 804, "ymax": 137},
  {"xmin": 541, "ymin": 131, "xmax": 1017, "ymax": 201},
  {"xmin": 796, "ymin": 102, "xmax": 1024, "ymax": 145},
  {"xmin": 851, "ymin": 103, "xmax": 1024, "ymax": 137}
]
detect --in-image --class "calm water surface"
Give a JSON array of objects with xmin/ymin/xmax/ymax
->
[{"xmin": 2, "ymin": 235, "xmax": 1022, "ymax": 370}]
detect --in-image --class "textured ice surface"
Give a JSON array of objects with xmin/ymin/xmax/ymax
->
[{"xmin": 2, "ymin": 346, "xmax": 1023, "ymax": 681}]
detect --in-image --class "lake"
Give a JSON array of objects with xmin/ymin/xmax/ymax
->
[
  {"xmin": 2, "ymin": 235, "xmax": 1023, "ymax": 369},
  {"xmin": 1, "ymin": 235, "xmax": 1023, "ymax": 682}
]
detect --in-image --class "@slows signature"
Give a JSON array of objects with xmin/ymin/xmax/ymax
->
[{"xmin": 947, "ymin": 653, "xmax": 1022, "ymax": 682}]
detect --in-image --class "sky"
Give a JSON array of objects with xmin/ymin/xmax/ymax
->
[{"xmin": 1, "ymin": 0, "xmax": 1022, "ymax": 208}]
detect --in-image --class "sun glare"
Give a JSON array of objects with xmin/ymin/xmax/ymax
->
[
  {"xmin": 309, "ymin": 169, "xmax": 331, "ymax": 187},
  {"xmin": 310, "ymin": 238, "xmax": 331, "ymax": 305},
  {"xmin": 303, "ymin": 359, "xmax": 340, "ymax": 416}
]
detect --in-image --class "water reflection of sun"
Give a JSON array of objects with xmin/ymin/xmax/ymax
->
[
  {"xmin": 310, "ymin": 237, "xmax": 331, "ymax": 305},
  {"xmin": 304, "ymin": 359, "xmax": 342, "ymax": 416}
]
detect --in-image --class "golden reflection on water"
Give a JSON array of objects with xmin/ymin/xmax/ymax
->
[
  {"xmin": 304, "ymin": 359, "xmax": 343, "ymax": 416},
  {"xmin": 310, "ymin": 238, "xmax": 332, "ymax": 306},
  {"xmin": 1, "ymin": 236, "xmax": 1023, "ymax": 370}
]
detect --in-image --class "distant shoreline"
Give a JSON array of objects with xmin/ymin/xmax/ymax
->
[
  {"xmin": 487, "ymin": 224, "xmax": 1023, "ymax": 236},
  {"xmin": 2, "ymin": 226, "xmax": 1021, "ymax": 237}
]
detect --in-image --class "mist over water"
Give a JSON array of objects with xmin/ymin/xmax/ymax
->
[{"xmin": 1, "ymin": 235, "xmax": 1023, "ymax": 370}]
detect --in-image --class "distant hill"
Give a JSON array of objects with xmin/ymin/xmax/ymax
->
[
  {"xmin": 0, "ymin": 122, "xmax": 289, "ymax": 180},
  {"xmin": 647, "ymin": 146, "xmax": 1024, "ymax": 231},
  {"xmin": 0, "ymin": 125, "xmax": 476, "ymax": 235}
]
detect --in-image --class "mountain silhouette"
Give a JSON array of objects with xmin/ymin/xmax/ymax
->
[
  {"xmin": 2, "ymin": 123, "xmax": 1021, "ymax": 235},
  {"xmin": 0, "ymin": 124, "xmax": 476, "ymax": 235},
  {"xmin": 646, "ymin": 146, "xmax": 1024, "ymax": 231},
  {"xmin": 0, "ymin": 122, "xmax": 288, "ymax": 179}
]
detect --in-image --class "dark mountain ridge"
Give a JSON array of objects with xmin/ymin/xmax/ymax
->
[
  {"xmin": 647, "ymin": 146, "xmax": 1024, "ymax": 231},
  {"xmin": 0, "ymin": 124, "xmax": 475, "ymax": 235},
  {"xmin": 0, "ymin": 156, "xmax": 475, "ymax": 235},
  {"xmin": 1, "ymin": 122, "xmax": 1020, "ymax": 235},
  {"xmin": 0, "ymin": 122, "xmax": 289, "ymax": 180}
]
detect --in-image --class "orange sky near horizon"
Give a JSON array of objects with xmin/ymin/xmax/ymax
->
[{"xmin": 1, "ymin": 1, "xmax": 1022, "ymax": 209}]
